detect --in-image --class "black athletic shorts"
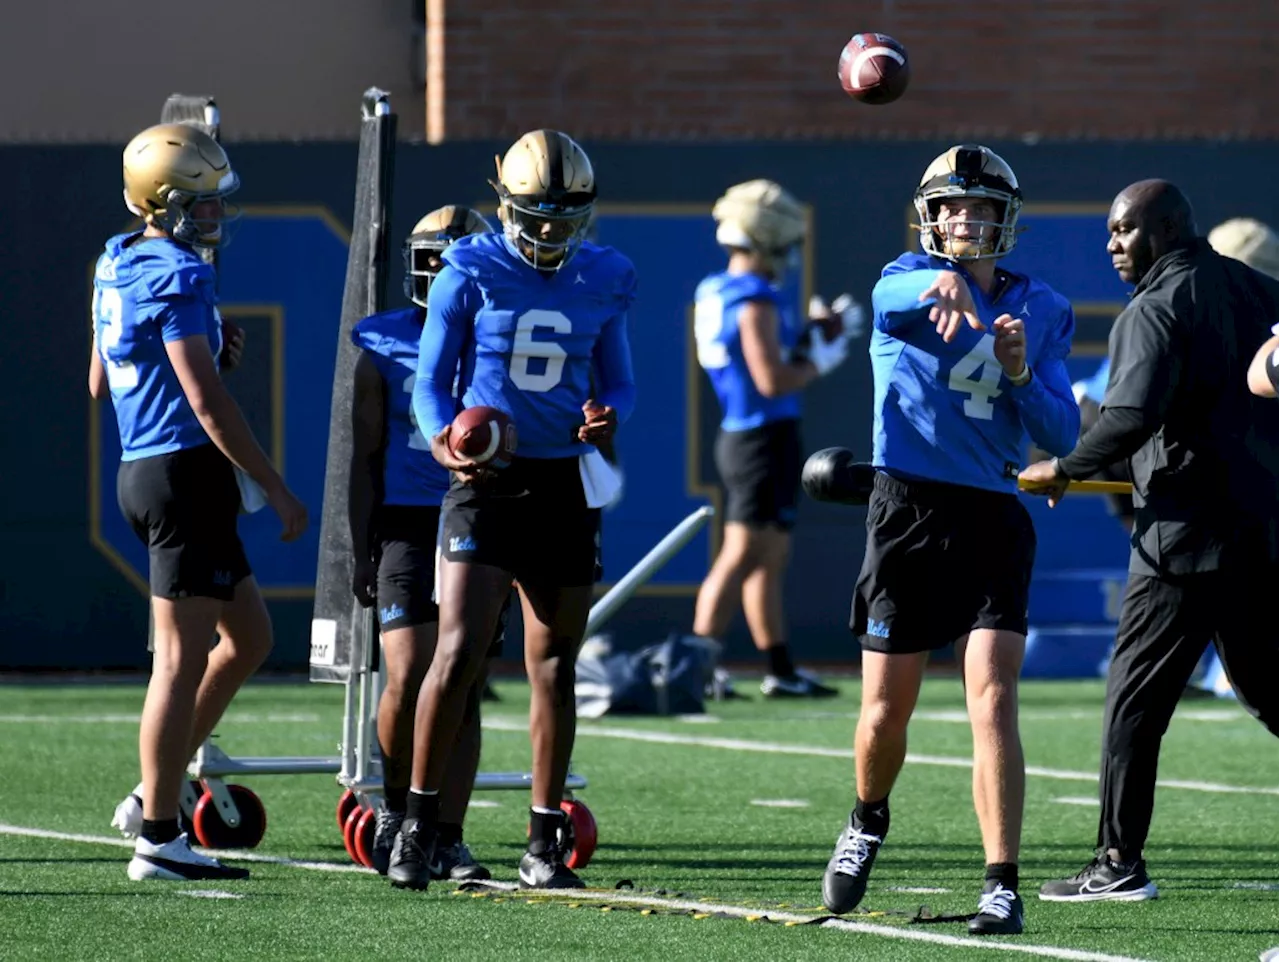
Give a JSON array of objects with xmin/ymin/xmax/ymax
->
[
  {"xmin": 439, "ymin": 456, "xmax": 602, "ymax": 588},
  {"xmin": 374, "ymin": 503, "xmax": 509, "ymax": 656},
  {"xmin": 851, "ymin": 471, "xmax": 1036, "ymax": 653},
  {"xmin": 117, "ymin": 442, "xmax": 251, "ymax": 601},
  {"xmin": 714, "ymin": 418, "xmax": 802, "ymax": 530}
]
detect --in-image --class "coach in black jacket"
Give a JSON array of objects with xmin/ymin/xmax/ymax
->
[{"xmin": 1020, "ymin": 179, "xmax": 1279, "ymax": 903}]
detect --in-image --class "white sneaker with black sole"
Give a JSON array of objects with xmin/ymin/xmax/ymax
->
[
  {"xmin": 1038, "ymin": 853, "xmax": 1158, "ymax": 902},
  {"xmin": 127, "ymin": 833, "xmax": 249, "ymax": 881}
]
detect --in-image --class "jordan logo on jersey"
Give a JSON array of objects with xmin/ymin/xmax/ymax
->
[{"xmin": 1019, "ymin": 302, "xmax": 1030, "ymax": 317}]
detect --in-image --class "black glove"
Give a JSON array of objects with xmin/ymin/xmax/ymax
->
[{"xmin": 801, "ymin": 447, "xmax": 876, "ymax": 506}]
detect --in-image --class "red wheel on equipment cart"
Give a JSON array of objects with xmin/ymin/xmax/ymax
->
[
  {"xmin": 352, "ymin": 807, "xmax": 379, "ymax": 869},
  {"xmin": 559, "ymin": 799, "xmax": 598, "ymax": 870},
  {"xmin": 337, "ymin": 789, "xmax": 358, "ymax": 831},
  {"xmin": 192, "ymin": 783, "xmax": 267, "ymax": 849},
  {"xmin": 342, "ymin": 804, "xmax": 364, "ymax": 864}
]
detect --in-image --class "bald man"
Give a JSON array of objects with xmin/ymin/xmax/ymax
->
[{"xmin": 1021, "ymin": 180, "xmax": 1278, "ymax": 902}]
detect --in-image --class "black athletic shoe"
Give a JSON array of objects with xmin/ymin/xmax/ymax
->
[
  {"xmin": 387, "ymin": 820, "xmax": 439, "ymax": 891},
  {"xmin": 434, "ymin": 839, "xmax": 491, "ymax": 881},
  {"xmin": 518, "ymin": 846, "xmax": 584, "ymax": 889},
  {"xmin": 968, "ymin": 884, "xmax": 1024, "ymax": 935},
  {"xmin": 370, "ymin": 808, "xmax": 403, "ymax": 877},
  {"xmin": 822, "ymin": 820, "xmax": 884, "ymax": 913},
  {"xmin": 1038, "ymin": 853, "xmax": 1158, "ymax": 902}
]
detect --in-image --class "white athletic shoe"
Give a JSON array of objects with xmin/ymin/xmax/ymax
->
[
  {"xmin": 111, "ymin": 783, "xmax": 145, "ymax": 838},
  {"xmin": 127, "ymin": 832, "xmax": 250, "ymax": 881}
]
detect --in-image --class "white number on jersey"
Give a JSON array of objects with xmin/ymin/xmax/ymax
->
[
  {"xmin": 947, "ymin": 334, "xmax": 1003, "ymax": 420},
  {"xmin": 693, "ymin": 295, "xmax": 730, "ymax": 370},
  {"xmin": 92, "ymin": 286, "xmax": 138, "ymax": 390},
  {"xmin": 403, "ymin": 372, "xmax": 431, "ymax": 450},
  {"xmin": 509, "ymin": 309, "xmax": 571, "ymax": 392}
]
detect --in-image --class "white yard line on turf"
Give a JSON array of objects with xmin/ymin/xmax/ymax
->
[
  {"xmin": 0, "ymin": 713, "xmax": 320, "ymax": 724},
  {"xmin": 473, "ymin": 880, "xmax": 1155, "ymax": 962},
  {"xmin": 0, "ymin": 822, "xmax": 1154, "ymax": 962},
  {"xmin": 481, "ymin": 719, "xmax": 1278, "ymax": 797},
  {"xmin": 0, "ymin": 823, "xmax": 371, "ymax": 873},
  {"xmin": 778, "ymin": 709, "xmax": 1247, "ymax": 724}
]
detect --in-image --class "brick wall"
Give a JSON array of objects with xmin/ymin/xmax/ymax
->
[{"xmin": 434, "ymin": 0, "xmax": 1278, "ymax": 141}]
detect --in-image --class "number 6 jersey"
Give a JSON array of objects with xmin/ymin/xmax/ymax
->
[
  {"xmin": 869, "ymin": 251, "xmax": 1080, "ymax": 493},
  {"xmin": 414, "ymin": 232, "xmax": 638, "ymax": 459}
]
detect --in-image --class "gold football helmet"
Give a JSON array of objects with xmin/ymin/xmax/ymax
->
[
  {"xmin": 914, "ymin": 144, "xmax": 1022, "ymax": 260},
  {"xmin": 711, "ymin": 179, "xmax": 807, "ymax": 278},
  {"xmin": 122, "ymin": 123, "xmax": 240, "ymax": 248},
  {"xmin": 1208, "ymin": 217, "xmax": 1279, "ymax": 280},
  {"xmin": 403, "ymin": 205, "xmax": 493, "ymax": 306},
  {"xmin": 490, "ymin": 129, "xmax": 597, "ymax": 271}
]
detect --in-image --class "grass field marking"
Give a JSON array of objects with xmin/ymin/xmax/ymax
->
[
  {"xmin": 0, "ymin": 822, "xmax": 373, "ymax": 874},
  {"xmin": 0, "ymin": 713, "xmax": 322, "ymax": 724},
  {"xmin": 1050, "ymin": 797, "xmax": 1101, "ymax": 807},
  {"xmin": 472, "ymin": 880, "xmax": 1157, "ymax": 962},
  {"xmin": 0, "ymin": 821, "xmax": 1167, "ymax": 962},
  {"xmin": 778, "ymin": 709, "xmax": 1247, "ymax": 724},
  {"xmin": 481, "ymin": 720, "xmax": 1279, "ymax": 797}
]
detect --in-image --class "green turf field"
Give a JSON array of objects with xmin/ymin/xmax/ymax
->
[{"xmin": 0, "ymin": 677, "xmax": 1274, "ymax": 961}]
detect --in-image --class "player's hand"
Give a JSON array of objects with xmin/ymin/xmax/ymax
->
[
  {"xmin": 430, "ymin": 425, "xmax": 490, "ymax": 485},
  {"xmin": 808, "ymin": 294, "xmax": 867, "ymax": 340},
  {"xmin": 578, "ymin": 399, "xmax": 617, "ymax": 445},
  {"xmin": 220, "ymin": 319, "xmax": 245, "ymax": 372},
  {"xmin": 920, "ymin": 271, "xmax": 985, "ymax": 343},
  {"xmin": 268, "ymin": 485, "xmax": 309, "ymax": 542},
  {"xmin": 805, "ymin": 323, "xmax": 851, "ymax": 376},
  {"xmin": 1018, "ymin": 459, "xmax": 1070, "ymax": 508},
  {"xmin": 352, "ymin": 555, "xmax": 378, "ymax": 608},
  {"xmin": 992, "ymin": 314, "xmax": 1027, "ymax": 378}
]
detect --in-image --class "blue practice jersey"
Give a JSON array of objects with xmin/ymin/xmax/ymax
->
[
  {"xmin": 869, "ymin": 252, "xmax": 1081, "ymax": 493},
  {"xmin": 414, "ymin": 233, "xmax": 638, "ymax": 459},
  {"xmin": 92, "ymin": 231, "xmax": 223, "ymax": 461},
  {"xmin": 694, "ymin": 270, "xmax": 804, "ymax": 432},
  {"xmin": 352, "ymin": 306, "xmax": 453, "ymax": 507}
]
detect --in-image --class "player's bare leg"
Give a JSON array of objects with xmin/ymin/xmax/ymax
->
[
  {"xmin": 369, "ymin": 621, "xmax": 434, "ymax": 873},
  {"xmin": 388, "ymin": 558, "xmax": 508, "ymax": 890},
  {"xmin": 190, "ymin": 577, "xmax": 274, "ymax": 748},
  {"xmin": 693, "ymin": 522, "xmax": 757, "ymax": 638},
  {"xmin": 824, "ymin": 649, "xmax": 926, "ymax": 914},
  {"xmin": 517, "ymin": 580, "xmax": 593, "ymax": 889},
  {"xmin": 740, "ymin": 528, "xmax": 788, "ymax": 649},
  {"xmin": 957, "ymin": 629, "xmax": 1026, "ymax": 934},
  {"xmin": 142, "ymin": 597, "xmax": 220, "ymax": 823},
  {"xmin": 115, "ymin": 578, "xmax": 273, "ymax": 840},
  {"xmin": 434, "ymin": 671, "xmax": 490, "ymax": 880},
  {"xmin": 129, "ymin": 594, "xmax": 249, "ymax": 881}
]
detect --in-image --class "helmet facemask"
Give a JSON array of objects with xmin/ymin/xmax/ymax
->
[
  {"xmin": 127, "ymin": 170, "xmax": 241, "ymax": 250},
  {"xmin": 913, "ymin": 146, "xmax": 1023, "ymax": 262},
  {"xmin": 496, "ymin": 189, "xmax": 596, "ymax": 272},
  {"xmin": 403, "ymin": 235, "xmax": 452, "ymax": 307}
]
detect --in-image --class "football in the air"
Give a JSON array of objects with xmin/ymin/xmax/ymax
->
[
  {"xmin": 449, "ymin": 405, "xmax": 517, "ymax": 467},
  {"xmin": 838, "ymin": 32, "xmax": 910, "ymax": 105}
]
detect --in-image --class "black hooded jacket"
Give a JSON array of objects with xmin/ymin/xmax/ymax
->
[{"xmin": 1058, "ymin": 239, "xmax": 1278, "ymax": 575}]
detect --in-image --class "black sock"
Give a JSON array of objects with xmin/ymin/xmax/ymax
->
[
  {"xmin": 766, "ymin": 644, "xmax": 795, "ymax": 678},
  {"xmin": 984, "ymin": 862, "xmax": 1019, "ymax": 893},
  {"xmin": 437, "ymin": 822, "xmax": 462, "ymax": 847},
  {"xmin": 383, "ymin": 784, "xmax": 408, "ymax": 815},
  {"xmin": 852, "ymin": 796, "xmax": 890, "ymax": 837},
  {"xmin": 405, "ymin": 789, "xmax": 439, "ymax": 829},
  {"xmin": 529, "ymin": 807, "xmax": 565, "ymax": 855},
  {"xmin": 141, "ymin": 818, "xmax": 181, "ymax": 845}
]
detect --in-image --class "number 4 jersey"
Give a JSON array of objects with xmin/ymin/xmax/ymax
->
[
  {"xmin": 414, "ymin": 233, "xmax": 639, "ymax": 459},
  {"xmin": 92, "ymin": 231, "xmax": 224, "ymax": 461},
  {"xmin": 351, "ymin": 307, "xmax": 453, "ymax": 507},
  {"xmin": 869, "ymin": 252, "xmax": 1080, "ymax": 494}
]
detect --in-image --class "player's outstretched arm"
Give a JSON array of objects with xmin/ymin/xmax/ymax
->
[
  {"xmin": 348, "ymin": 350, "xmax": 386, "ymax": 607},
  {"xmin": 873, "ymin": 269, "xmax": 985, "ymax": 343},
  {"xmin": 739, "ymin": 300, "xmax": 825, "ymax": 396},
  {"xmin": 1247, "ymin": 332, "xmax": 1279, "ymax": 398},
  {"xmin": 412, "ymin": 265, "xmax": 478, "ymax": 442}
]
